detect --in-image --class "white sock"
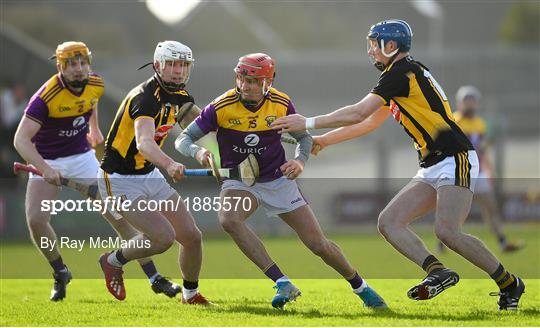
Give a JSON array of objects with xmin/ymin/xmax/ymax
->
[
  {"xmin": 276, "ymin": 276, "xmax": 290, "ymax": 284},
  {"xmin": 182, "ymin": 287, "xmax": 198, "ymax": 300},
  {"xmin": 107, "ymin": 251, "xmax": 123, "ymax": 268},
  {"xmin": 353, "ymin": 280, "xmax": 368, "ymax": 294},
  {"xmin": 149, "ymin": 273, "xmax": 160, "ymax": 284}
]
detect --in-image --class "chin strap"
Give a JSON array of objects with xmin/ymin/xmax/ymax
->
[{"xmin": 374, "ymin": 52, "xmax": 400, "ymax": 72}]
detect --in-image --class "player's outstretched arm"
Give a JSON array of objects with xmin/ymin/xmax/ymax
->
[
  {"xmin": 271, "ymin": 93, "xmax": 385, "ymax": 133},
  {"xmin": 313, "ymin": 108, "xmax": 390, "ymax": 155}
]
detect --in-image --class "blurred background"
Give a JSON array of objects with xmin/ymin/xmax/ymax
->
[{"xmin": 0, "ymin": 1, "xmax": 538, "ymax": 278}]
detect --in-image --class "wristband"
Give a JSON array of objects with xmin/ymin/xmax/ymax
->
[{"xmin": 305, "ymin": 117, "xmax": 316, "ymax": 130}]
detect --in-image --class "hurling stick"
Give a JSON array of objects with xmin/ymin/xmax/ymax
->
[
  {"xmin": 13, "ymin": 162, "xmax": 99, "ymax": 199},
  {"xmin": 183, "ymin": 154, "xmax": 259, "ymax": 186},
  {"xmin": 280, "ymin": 135, "xmax": 298, "ymax": 145}
]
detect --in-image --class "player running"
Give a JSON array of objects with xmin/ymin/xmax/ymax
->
[
  {"xmin": 436, "ymin": 86, "xmax": 524, "ymax": 253},
  {"xmin": 271, "ymin": 20, "xmax": 525, "ymax": 311},
  {"xmin": 13, "ymin": 41, "xmax": 179, "ymax": 301},
  {"xmin": 97, "ymin": 41, "xmax": 211, "ymax": 305},
  {"xmin": 176, "ymin": 53, "xmax": 387, "ymax": 309}
]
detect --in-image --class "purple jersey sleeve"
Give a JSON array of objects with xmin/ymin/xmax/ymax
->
[
  {"xmin": 24, "ymin": 88, "xmax": 48, "ymax": 124},
  {"xmin": 286, "ymin": 99, "xmax": 296, "ymax": 115},
  {"xmin": 195, "ymin": 103, "xmax": 218, "ymax": 133}
]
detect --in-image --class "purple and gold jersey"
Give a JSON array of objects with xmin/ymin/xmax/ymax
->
[
  {"xmin": 453, "ymin": 112, "xmax": 486, "ymax": 152},
  {"xmin": 196, "ymin": 88, "xmax": 296, "ymax": 182},
  {"xmin": 24, "ymin": 73, "xmax": 104, "ymax": 159}
]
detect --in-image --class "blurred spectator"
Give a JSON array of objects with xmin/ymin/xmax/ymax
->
[
  {"xmin": 0, "ymin": 81, "xmax": 27, "ymax": 186},
  {"xmin": 438, "ymin": 86, "xmax": 524, "ymax": 253}
]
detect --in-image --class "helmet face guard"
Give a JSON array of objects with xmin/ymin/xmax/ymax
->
[
  {"xmin": 52, "ymin": 41, "xmax": 92, "ymax": 88},
  {"xmin": 153, "ymin": 41, "xmax": 194, "ymax": 92},
  {"xmin": 366, "ymin": 19, "xmax": 413, "ymax": 71},
  {"xmin": 234, "ymin": 53, "xmax": 275, "ymax": 107}
]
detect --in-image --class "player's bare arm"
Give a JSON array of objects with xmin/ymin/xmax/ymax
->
[
  {"xmin": 271, "ymin": 93, "xmax": 385, "ymax": 133},
  {"xmin": 13, "ymin": 116, "xmax": 62, "ymax": 185},
  {"xmin": 86, "ymin": 103, "xmax": 104, "ymax": 148},
  {"xmin": 135, "ymin": 117, "xmax": 184, "ymax": 181},
  {"xmin": 312, "ymin": 108, "xmax": 390, "ymax": 155}
]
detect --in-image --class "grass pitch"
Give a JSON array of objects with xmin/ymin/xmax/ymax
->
[
  {"xmin": 1, "ymin": 224, "xmax": 539, "ymax": 326},
  {"xmin": 1, "ymin": 279, "xmax": 538, "ymax": 326}
]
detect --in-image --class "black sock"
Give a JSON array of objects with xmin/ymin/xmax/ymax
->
[
  {"xmin": 490, "ymin": 263, "xmax": 516, "ymax": 291},
  {"xmin": 140, "ymin": 261, "xmax": 158, "ymax": 279},
  {"xmin": 347, "ymin": 272, "xmax": 364, "ymax": 290},
  {"xmin": 115, "ymin": 249, "xmax": 129, "ymax": 265},
  {"xmin": 49, "ymin": 256, "xmax": 66, "ymax": 273},
  {"xmin": 422, "ymin": 255, "xmax": 445, "ymax": 274},
  {"xmin": 183, "ymin": 280, "xmax": 198, "ymax": 290}
]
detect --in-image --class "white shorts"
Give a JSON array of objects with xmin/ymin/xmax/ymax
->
[
  {"xmin": 221, "ymin": 176, "xmax": 307, "ymax": 217},
  {"xmin": 97, "ymin": 167, "xmax": 177, "ymax": 202},
  {"xmin": 30, "ymin": 150, "xmax": 98, "ymax": 186},
  {"xmin": 413, "ymin": 150, "xmax": 480, "ymax": 192}
]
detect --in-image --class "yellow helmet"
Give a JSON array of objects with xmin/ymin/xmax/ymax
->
[{"xmin": 51, "ymin": 41, "xmax": 92, "ymax": 65}]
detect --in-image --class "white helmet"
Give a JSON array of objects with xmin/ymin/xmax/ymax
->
[
  {"xmin": 456, "ymin": 85, "xmax": 481, "ymax": 103},
  {"xmin": 153, "ymin": 40, "xmax": 194, "ymax": 92}
]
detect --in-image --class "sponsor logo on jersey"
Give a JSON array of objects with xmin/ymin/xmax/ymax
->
[
  {"xmin": 265, "ymin": 115, "xmax": 277, "ymax": 127},
  {"xmin": 232, "ymin": 134, "xmax": 266, "ymax": 155},
  {"xmin": 389, "ymin": 101, "xmax": 401, "ymax": 122},
  {"xmin": 58, "ymin": 116, "xmax": 87, "ymax": 137},
  {"xmin": 72, "ymin": 116, "xmax": 86, "ymax": 128},
  {"xmin": 244, "ymin": 134, "xmax": 260, "ymax": 146},
  {"xmin": 154, "ymin": 124, "xmax": 174, "ymax": 142}
]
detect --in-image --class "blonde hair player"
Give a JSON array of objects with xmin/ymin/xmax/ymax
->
[{"xmin": 13, "ymin": 41, "xmax": 180, "ymax": 301}]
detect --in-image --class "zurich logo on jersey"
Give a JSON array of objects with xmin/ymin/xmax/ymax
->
[
  {"xmin": 244, "ymin": 134, "xmax": 260, "ymax": 147},
  {"xmin": 72, "ymin": 116, "xmax": 86, "ymax": 128}
]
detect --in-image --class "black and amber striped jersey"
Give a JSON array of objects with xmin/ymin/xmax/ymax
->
[
  {"xmin": 101, "ymin": 76, "xmax": 194, "ymax": 175},
  {"xmin": 371, "ymin": 56, "xmax": 473, "ymax": 168}
]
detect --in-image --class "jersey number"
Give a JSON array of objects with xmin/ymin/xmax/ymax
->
[
  {"xmin": 249, "ymin": 119, "xmax": 257, "ymax": 128},
  {"xmin": 424, "ymin": 70, "xmax": 448, "ymax": 101}
]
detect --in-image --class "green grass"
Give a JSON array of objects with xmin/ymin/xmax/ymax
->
[
  {"xmin": 1, "ymin": 224, "xmax": 539, "ymax": 326},
  {"xmin": 1, "ymin": 279, "xmax": 539, "ymax": 326}
]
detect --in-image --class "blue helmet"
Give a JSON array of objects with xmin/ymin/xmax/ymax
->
[{"xmin": 367, "ymin": 19, "xmax": 413, "ymax": 56}]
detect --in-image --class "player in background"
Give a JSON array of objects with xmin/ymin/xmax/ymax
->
[
  {"xmin": 13, "ymin": 41, "xmax": 179, "ymax": 301},
  {"xmin": 271, "ymin": 20, "xmax": 525, "ymax": 311},
  {"xmin": 436, "ymin": 86, "xmax": 524, "ymax": 253},
  {"xmin": 176, "ymin": 53, "xmax": 387, "ymax": 309},
  {"xmin": 97, "ymin": 41, "xmax": 211, "ymax": 305}
]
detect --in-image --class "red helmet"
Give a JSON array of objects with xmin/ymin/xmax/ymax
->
[{"xmin": 234, "ymin": 53, "xmax": 275, "ymax": 81}]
